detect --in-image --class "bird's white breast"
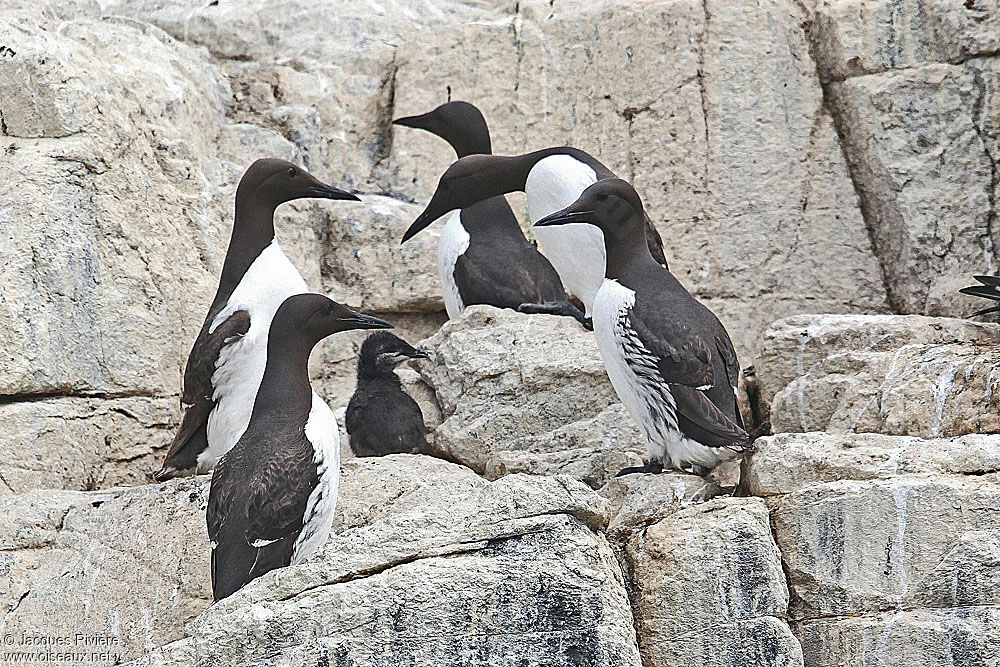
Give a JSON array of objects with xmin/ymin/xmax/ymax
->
[
  {"xmin": 526, "ymin": 154, "xmax": 604, "ymax": 315},
  {"xmin": 199, "ymin": 241, "xmax": 309, "ymax": 472},
  {"xmin": 594, "ymin": 279, "xmax": 730, "ymax": 472},
  {"xmin": 291, "ymin": 391, "xmax": 341, "ymax": 564},
  {"xmin": 437, "ymin": 210, "xmax": 471, "ymax": 319}
]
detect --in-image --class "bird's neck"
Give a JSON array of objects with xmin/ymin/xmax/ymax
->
[
  {"xmin": 450, "ymin": 130, "xmax": 492, "ymax": 158},
  {"xmin": 217, "ymin": 195, "xmax": 277, "ymax": 298},
  {"xmin": 250, "ymin": 338, "xmax": 315, "ymax": 424},
  {"xmin": 357, "ymin": 356, "xmax": 402, "ymax": 382},
  {"xmin": 605, "ymin": 234, "xmax": 657, "ymax": 281}
]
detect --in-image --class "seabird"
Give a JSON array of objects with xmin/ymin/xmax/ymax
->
[
  {"xmin": 960, "ymin": 275, "xmax": 1000, "ymax": 316},
  {"xmin": 535, "ymin": 179, "xmax": 750, "ymax": 476},
  {"xmin": 345, "ymin": 331, "xmax": 429, "ymax": 457},
  {"xmin": 155, "ymin": 159, "xmax": 360, "ymax": 481},
  {"xmin": 393, "ymin": 102, "xmax": 582, "ymax": 323},
  {"xmin": 402, "ymin": 147, "xmax": 667, "ymax": 321},
  {"xmin": 207, "ymin": 293, "xmax": 391, "ymax": 601}
]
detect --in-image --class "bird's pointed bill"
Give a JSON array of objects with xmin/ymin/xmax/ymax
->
[
  {"xmin": 533, "ymin": 208, "xmax": 595, "ymax": 227},
  {"xmin": 339, "ymin": 313, "xmax": 393, "ymax": 329},
  {"xmin": 309, "ymin": 184, "xmax": 361, "ymax": 201}
]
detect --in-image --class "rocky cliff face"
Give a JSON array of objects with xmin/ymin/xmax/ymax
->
[{"xmin": 1, "ymin": 1, "xmax": 998, "ymax": 666}]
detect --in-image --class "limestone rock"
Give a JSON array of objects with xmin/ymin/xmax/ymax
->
[
  {"xmin": 796, "ymin": 606, "xmax": 1000, "ymax": 667},
  {"xmin": 624, "ymin": 497, "xmax": 803, "ymax": 667},
  {"xmin": 756, "ymin": 314, "xmax": 1000, "ymax": 437},
  {"xmin": 825, "ymin": 58, "xmax": 1000, "ymax": 316},
  {"xmin": 0, "ymin": 479, "xmax": 212, "ymax": 663},
  {"xmin": 601, "ymin": 472, "xmax": 721, "ymax": 542},
  {"xmin": 809, "ymin": 0, "xmax": 1000, "ymax": 80},
  {"xmin": 746, "ymin": 431, "xmax": 1000, "ymax": 497},
  {"xmin": 129, "ymin": 467, "xmax": 640, "ymax": 667},
  {"xmin": 484, "ymin": 404, "xmax": 647, "ymax": 489},
  {"xmin": 320, "ymin": 195, "xmax": 441, "ymax": 312},
  {"xmin": 0, "ymin": 396, "xmax": 175, "ymax": 496},
  {"xmin": 415, "ymin": 306, "xmax": 639, "ymax": 487},
  {"xmin": 748, "ymin": 431, "xmax": 1000, "ymax": 665}
]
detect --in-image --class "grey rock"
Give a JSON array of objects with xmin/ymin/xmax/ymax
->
[
  {"xmin": 624, "ymin": 497, "xmax": 803, "ymax": 667},
  {"xmin": 756, "ymin": 314, "xmax": 1000, "ymax": 437},
  {"xmin": 128, "ymin": 467, "xmax": 640, "ymax": 667}
]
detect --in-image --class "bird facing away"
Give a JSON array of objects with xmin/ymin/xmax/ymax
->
[
  {"xmin": 393, "ymin": 102, "xmax": 582, "ymax": 323},
  {"xmin": 207, "ymin": 293, "xmax": 392, "ymax": 601},
  {"xmin": 345, "ymin": 331, "xmax": 429, "ymax": 457},
  {"xmin": 535, "ymin": 179, "xmax": 750, "ymax": 476},
  {"xmin": 155, "ymin": 159, "xmax": 360, "ymax": 481},
  {"xmin": 960, "ymin": 275, "xmax": 1000, "ymax": 317},
  {"xmin": 403, "ymin": 147, "xmax": 668, "ymax": 320}
]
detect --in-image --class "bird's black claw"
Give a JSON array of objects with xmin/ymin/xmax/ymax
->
[
  {"xmin": 517, "ymin": 300, "xmax": 591, "ymax": 328},
  {"xmin": 615, "ymin": 462, "xmax": 664, "ymax": 477}
]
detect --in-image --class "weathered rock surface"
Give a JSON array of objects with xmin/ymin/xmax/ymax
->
[
  {"xmin": 128, "ymin": 461, "xmax": 641, "ymax": 667},
  {"xmin": 601, "ymin": 472, "xmax": 722, "ymax": 542},
  {"xmin": 623, "ymin": 496, "xmax": 803, "ymax": 667},
  {"xmin": 0, "ymin": 478, "xmax": 212, "ymax": 663},
  {"xmin": 415, "ymin": 306, "xmax": 646, "ymax": 488},
  {"xmin": 747, "ymin": 431, "xmax": 1000, "ymax": 666},
  {"xmin": 0, "ymin": 396, "xmax": 174, "ymax": 496},
  {"xmin": 756, "ymin": 314, "xmax": 1000, "ymax": 437}
]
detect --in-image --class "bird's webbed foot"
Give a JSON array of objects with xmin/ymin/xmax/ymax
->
[
  {"xmin": 615, "ymin": 461, "xmax": 665, "ymax": 477},
  {"xmin": 517, "ymin": 301, "xmax": 592, "ymax": 329}
]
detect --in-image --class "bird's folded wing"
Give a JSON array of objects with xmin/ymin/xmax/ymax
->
[
  {"xmin": 161, "ymin": 310, "xmax": 251, "ymax": 466},
  {"xmin": 629, "ymin": 314, "xmax": 716, "ymax": 390},
  {"xmin": 244, "ymin": 444, "xmax": 318, "ymax": 547},
  {"xmin": 672, "ymin": 384, "xmax": 749, "ymax": 449},
  {"xmin": 182, "ymin": 309, "xmax": 251, "ymax": 405}
]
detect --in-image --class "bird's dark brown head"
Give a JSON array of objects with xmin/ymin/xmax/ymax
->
[
  {"xmin": 533, "ymin": 178, "xmax": 645, "ymax": 247},
  {"xmin": 270, "ymin": 294, "xmax": 392, "ymax": 351},
  {"xmin": 401, "ymin": 154, "xmax": 521, "ymax": 243},
  {"xmin": 236, "ymin": 158, "xmax": 360, "ymax": 210},
  {"xmin": 393, "ymin": 101, "xmax": 492, "ymax": 158},
  {"xmin": 358, "ymin": 331, "xmax": 428, "ymax": 379}
]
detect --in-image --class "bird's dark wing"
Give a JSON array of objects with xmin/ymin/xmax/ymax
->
[
  {"xmin": 672, "ymin": 385, "xmax": 749, "ymax": 449},
  {"xmin": 157, "ymin": 310, "xmax": 251, "ymax": 479},
  {"xmin": 624, "ymin": 295, "xmax": 748, "ymax": 447},
  {"xmin": 207, "ymin": 434, "xmax": 318, "ymax": 601},
  {"xmin": 626, "ymin": 309, "xmax": 716, "ymax": 391},
  {"xmin": 243, "ymin": 440, "xmax": 319, "ymax": 550},
  {"xmin": 960, "ymin": 275, "xmax": 1000, "ymax": 317}
]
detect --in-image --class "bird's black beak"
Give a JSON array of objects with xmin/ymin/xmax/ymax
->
[
  {"xmin": 309, "ymin": 184, "xmax": 361, "ymax": 201},
  {"xmin": 338, "ymin": 312, "xmax": 393, "ymax": 330},
  {"xmin": 405, "ymin": 348, "xmax": 429, "ymax": 359},
  {"xmin": 402, "ymin": 189, "xmax": 455, "ymax": 244},
  {"xmin": 534, "ymin": 208, "xmax": 595, "ymax": 227},
  {"xmin": 393, "ymin": 111, "xmax": 435, "ymax": 132}
]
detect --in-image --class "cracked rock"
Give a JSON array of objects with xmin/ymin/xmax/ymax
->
[{"xmin": 756, "ymin": 314, "xmax": 1000, "ymax": 437}]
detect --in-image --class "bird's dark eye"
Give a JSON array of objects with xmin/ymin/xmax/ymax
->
[
  {"xmin": 288, "ymin": 167, "xmax": 296, "ymax": 177},
  {"xmin": 597, "ymin": 194, "xmax": 609, "ymax": 202}
]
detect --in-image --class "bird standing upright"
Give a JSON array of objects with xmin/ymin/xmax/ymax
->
[
  {"xmin": 345, "ymin": 332, "xmax": 429, "ymax": 457},
  {"xmin": 403, "ymin": 147, "xmax": 667, "ymax": 321},
  {"xmin": 393, "ymin": 102, "xmax": 580, "ymax": 322},
  {"xmin": 155, "ymin": 159, "xmax": 360, "ymax": 481},
  {"xmin": 207, "ymin": 293, "xmax": 392, "ymax": 601},
  {"xmin": 535, "ymin": 179, "xmax": 749, "ymax": 476}
]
